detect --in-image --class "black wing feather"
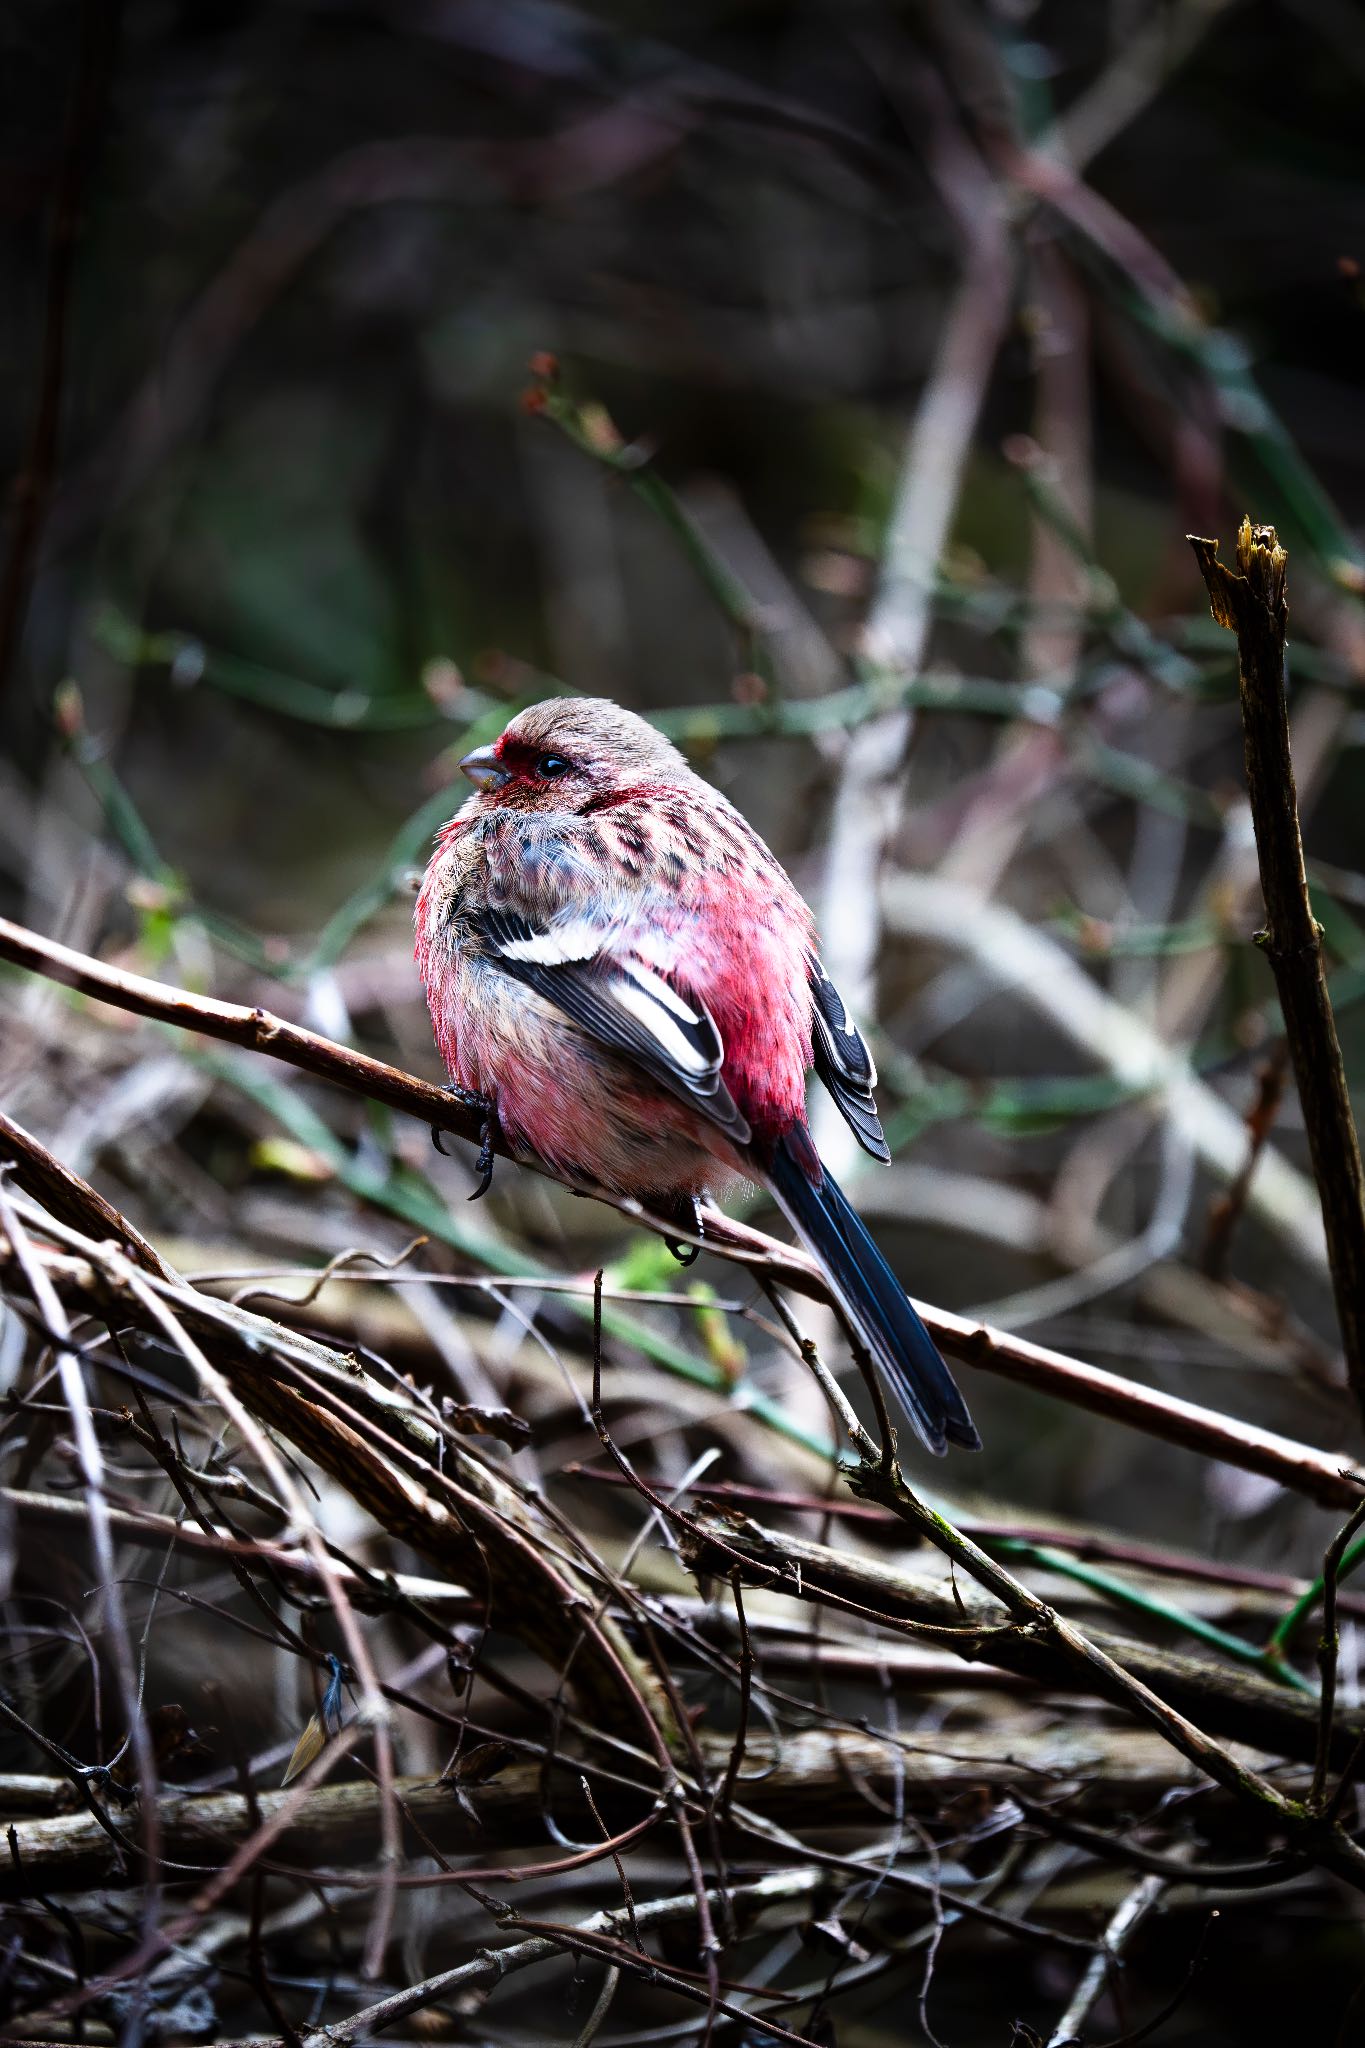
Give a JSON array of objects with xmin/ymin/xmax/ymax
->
[
  {"xmin": 476, "ymin": 907, "xmax": 751, "ymax": 1144},
  {"xmin": 809, "ymin": 961, "xmax": 891, "ymax": 1163}
]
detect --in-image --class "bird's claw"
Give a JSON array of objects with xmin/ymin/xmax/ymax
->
[
  {"xmin": 430, "ymin": 1087, "xmax": 498, "ymax": 1200},
  {"xmin": 662, "ymin": 1196, "xmax": 704, "ymax": 1267},
  {"xmin": 468, "ymin": 1104, "xmax": 498, "ymax": 1202}
]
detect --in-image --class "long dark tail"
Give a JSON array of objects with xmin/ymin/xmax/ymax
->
[{"xmin": 766, "ymin": 1135, "xmax": 980, "ymax": 1456}]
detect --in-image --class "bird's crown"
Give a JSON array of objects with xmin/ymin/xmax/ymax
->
[{"xmin": 498, "ymin": 697, "xmax": 687, "ymax": 778}]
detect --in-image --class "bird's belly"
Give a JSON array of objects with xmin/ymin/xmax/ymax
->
[{"xmin": 446, "ymin": 960, "xmax": 728, "ymax": 1199}]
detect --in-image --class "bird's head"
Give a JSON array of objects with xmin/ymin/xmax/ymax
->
[{"xmin": 458, "ymin": 697, "xmax": 688, "ymax": 813}]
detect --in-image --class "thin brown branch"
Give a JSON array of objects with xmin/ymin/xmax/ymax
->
[
  {"xmin": 591, "ymin": 1345, "xmax": 1365, "ymax": 1885},
  {"xmin": 3, "ymin": 918, "xmax": 1362, "ymax": 1508},
  {"xmin": 570, "ymin": 1467, "xmax": 1365, "ymax": 1614},
  {"xmin": 915, "ymin": 1294, "xmax": 1363, "ymax": 1511},
  {"xmin": 0, "ymin": 915, "xmax": 474, "ymax": 1142},
  {"xmin": 0, "ymin": 1108, "xmax": 172, "ymax": 1278},
  {"xmin": 1201, "ymin": 1046, "xmax": 1290, "ymax": 1279},
  {"xmin": 1190, "ymin": 519, "xmax": 1365, "ymax": 1431},
  {"xmin": 1015, "ymin": 1794, "xmax": 1309, "ymax": 1891},
  {"xmin": 687, "ymin": 1481, "xmax": 1365, "ymax": 1897},
  {"xmin": 843, "ymin": 1465, "xmax": 1348, "ymax": 1856},
  {"xmin": 0, "ymin": 1486, "xmax": 475, "ymax": 1610},
  {"xmin": 681, "ymin": 1509, "xmax": 1353, "ymax": 1775},
  {"xmin": 0, "ymin": 1176, "xmax": 676, "ymax": 1753},
  {"xmin": 290, "ymin": 1868, "xmax": 832, "ymax": 2048},
  {"xmin": 0, "ymin": 1727, "xmax": 1262, "ymax": 1900}
]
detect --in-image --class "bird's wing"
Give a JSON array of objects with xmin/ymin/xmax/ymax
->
[
  {"xmin": 808, "ymin": 960, "xmax": 891, "ymax": 1163},
  {"xmin": 474, "ymin": 905, "xmax": 752, "ymax": 1145}
]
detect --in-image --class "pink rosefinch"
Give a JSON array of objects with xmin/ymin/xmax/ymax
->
[{"xmin": 415, "ymin": 698, "xmax": 979, "ymax": 1455}]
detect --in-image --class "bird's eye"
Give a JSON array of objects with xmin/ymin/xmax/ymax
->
[{"xmin": 536, "ymin": 753, "xmax": 572, "ymax": 779}]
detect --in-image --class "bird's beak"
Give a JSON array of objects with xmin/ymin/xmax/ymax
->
[{"xmin": 460, "ymin": 744, "xmax": 509, "ymax": 792}]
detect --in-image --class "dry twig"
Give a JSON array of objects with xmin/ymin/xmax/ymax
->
[{"xmin": 1190, "ymin": 519, "xmax": 1365, "ymax": 1428}]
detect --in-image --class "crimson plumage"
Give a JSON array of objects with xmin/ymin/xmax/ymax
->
[{"xmin": 414, "ymin": 696, "xmax": 979, "ymax": 1455}]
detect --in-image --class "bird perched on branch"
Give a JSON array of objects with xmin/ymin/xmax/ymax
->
[{"xmin": 415, "ymin": 697, "xmax": 979, "ymax": 1456}]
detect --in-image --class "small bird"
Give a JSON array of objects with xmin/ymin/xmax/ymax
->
[{"xmin": 415, "ymin": 698, "xmax": 979, "ymax": 1456}]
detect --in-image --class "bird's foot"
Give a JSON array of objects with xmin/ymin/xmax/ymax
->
[
  {"xmin": 430, "ymin": 1086, "xmax": 499, "ymax": 1201},
  {"xmin": 431, "ymin": 1080, "xmax": 487, "ymax": 1154},
  {"xmin": 661, "ymin": 1194, "xmax": 705, "ymax": 1267},
  {"xmin": 468, "ymin": 1102, "xmax": 499, "ymax": 1202}
]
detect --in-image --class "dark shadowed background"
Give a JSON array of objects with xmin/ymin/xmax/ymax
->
[{"xmin": 3, "ymin": 1, "xmax": 1365, "ymax": 2041}]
